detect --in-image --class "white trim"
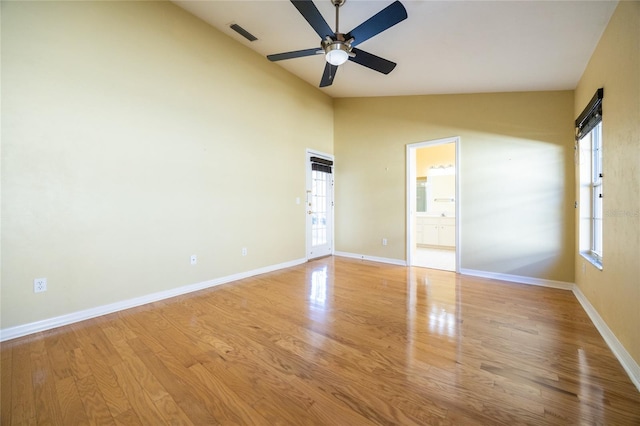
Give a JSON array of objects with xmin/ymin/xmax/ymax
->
[
  {"xmin": 572, "ymin": 284, "xmax": 640, "ymax": 392},
  {"xmin": 0, "ymin": 258, "xmax": 307, "ymax": 342},
  {"xmin": 580, "ymin": 251, "xmax": 603, "ymax": 271},
  {"xmin": 406, "ymin": 144, "xmax": 416, "ymax": 266},
  {"xmin": 334, "ymin": 251, "xmax": 407, "ymax": 266},
  {"xmin": 459, "ymin": 268, "xmax": 574, "ymax": 290}
]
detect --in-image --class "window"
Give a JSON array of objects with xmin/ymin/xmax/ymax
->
[{"xmin": 576, "ymin": 88, "xmax": 603, "ymax": 269}]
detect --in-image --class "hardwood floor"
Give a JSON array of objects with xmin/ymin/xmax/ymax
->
[{"xmin": 2, "ymin": 256, "xmax": 639, "ymax": 425}]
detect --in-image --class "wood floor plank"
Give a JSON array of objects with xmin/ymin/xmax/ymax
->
[
  {"xmin": 188, "ymin": 362, "xmax": 268, "ymax": 425},
  {"xmin": 67, "ymin": 347, "xmax": 93, "ymax": 381},
  {"xmin": 42, "ymin": 333, "xmax": 74, "ymax": 381},
  {"xmin": 2, "ymin": 256, "xmax": 639, "ymax": 425},
  {"xmin": 1, "ymin": 341, "xmax": 14, "ymax": 425},
  {"xmin": 124, "ymin": 309, "xmax": 217, "ymax": 368},
  {"xmin": 10, "ymin": 342, "xmax": 36, "ymax": 425},
  {"xmin": 56, "ymin": 375, "xmax": 90, "ymax": 425},
  {"xmin": 129, "ymin": 346, "xmax": 219, "ymax": 425},
  {"xmin": 75, "ymin": 374, "xmax": 116, "ymax": 426},
  {"xmin": 101, "ymin": 330, "xmax": 169, "ymax": 403},
  {"xmin": 113, "ymin": 408, "xmax": 143, "ymax": 426},
  {"xmin": 155, "ymin": 349, "xmax": 243, "ymax": 425},
  {"xmin": 82, "ymin": 349, "xmax": 132, "ymax": 418},
  {"xmin": 152, "ymin": 394, "xmax": 195, "ymax": 426},
  {"xmin": 30, "ymin": 339, "xmax": 64, "ymax": 425},
  {"xmin": 110, "ymin": 362, "xmax": 166, "ymax": 425},
  {"xmin": 72, "ymin": 322, "xmax": 123, "ymax": 367},
  {"xmin": 198, "ymin": 357, "xmax": 264, "ymax": 406}
]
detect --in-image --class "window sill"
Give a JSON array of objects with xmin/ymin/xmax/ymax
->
[{"xmin": 580, "ymin": 252, "xmax": 603, "ymax": 271}]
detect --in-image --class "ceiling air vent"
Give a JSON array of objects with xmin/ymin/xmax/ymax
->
[{"xmin": 230, "ymin": 23, "xmax": 258, "ymax": 42}]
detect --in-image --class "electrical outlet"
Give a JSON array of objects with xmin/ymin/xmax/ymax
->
[
  {"xmin": 242, "ymin": 247, "xmax": 247, "ymax": 256},
  {"xmin": 382, "ymin": 238, "xmax": 388, "ymax": 246},
  {"xmin": 190, "ymin": 255, "xmax": 197, "ymax": 265},
  {"xmin": 34, "ymin": 278, "xmax": 47, "ymax": 293}
]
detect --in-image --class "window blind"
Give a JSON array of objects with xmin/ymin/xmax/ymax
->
[
  {"xmin": 575, "ymin": 88, "xmax": 604, "ymax": 140},
  {"xmin": 310, "ymin": 156, "xmax": 333, "ymax": 174}
]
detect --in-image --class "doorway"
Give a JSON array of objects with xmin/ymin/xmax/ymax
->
[
  {"xmin": 306, "ymin": 150, "xmax": 334, "ymax": 260},
  {"xmin": 406, "ymin": 138, "xmax": 459, "ymax": 271}
]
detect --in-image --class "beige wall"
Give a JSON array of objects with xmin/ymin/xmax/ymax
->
[
  {"xmin": 1, "ymin": 1, "xmax": 333, "ymax": 328},
  {"xmin": 574, "ymin": 1, "xmax": 640, "ymax": 366},
  {"xmin": 334, "ymin": 91, "xmax": 575, "ymax": 281}
]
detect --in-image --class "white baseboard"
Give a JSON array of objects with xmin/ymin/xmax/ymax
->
[
  {"xmin": 459, "ymin": 268, "xmax": 574, "ymax": 290},
  {"xmin": 0, "ymin": 258, "xmax": 307, "ymax": 342},
  {"xmin": 572, "ymin": 284, "xmax": 640, "ymax": 392},
  {"xmin": 334, "ymin": 251, "xmax": 407, "ymax": 266}
]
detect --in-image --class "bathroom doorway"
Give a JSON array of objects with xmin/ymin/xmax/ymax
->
[{"xmin": 406, "ymin": 137, "xmax": 459, "ymax": 271}]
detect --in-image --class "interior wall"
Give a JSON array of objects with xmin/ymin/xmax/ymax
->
[
  {"xmin": 334, "ymin": 91, "xmax": 575, "ymax": 282},
  {"xmin": 1, "ymin": 1, "xmax": 333, "ymax": 329},
  {"xmin": 416, "ymin": 143, "xmax": 455, "ymax": 178},
  {"xmin": 573, "ymin": 1, "xmax": 640, "ymax": 366}
]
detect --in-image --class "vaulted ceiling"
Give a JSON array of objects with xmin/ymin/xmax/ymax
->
[{"xmin": 173, "ymin": 0, "xmax": 618, "ymax": 98}]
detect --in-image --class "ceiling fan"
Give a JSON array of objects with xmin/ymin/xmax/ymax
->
[{"xmin": 267, "ymin": 0, "xmax": 408, "ymax": 88}]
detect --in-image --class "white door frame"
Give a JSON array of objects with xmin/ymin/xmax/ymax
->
[
  {"xmin": 406, "ymin": 137, "xmax": 460, "ymax": 271},
  {"xmin": 306, "ymin": 149, "xmax": 335, "ymax": 260}
]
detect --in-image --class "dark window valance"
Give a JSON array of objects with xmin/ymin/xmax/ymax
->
[
  {"xmin": 310, "ymin": 156, "xmax": 333, "ymax": 174},
  {"xmin": 576, "ymin": 88, "xmax": 603, "ymax": 140}
]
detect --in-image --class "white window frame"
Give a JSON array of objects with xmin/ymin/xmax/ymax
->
[{"xmin": 578, "ymin": 121, "xmax": 603, "ymax": 269}]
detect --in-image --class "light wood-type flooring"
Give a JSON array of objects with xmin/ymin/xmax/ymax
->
[{"xmin": 2, "ymin": 256, "xmax": 640, "ymax": 425}]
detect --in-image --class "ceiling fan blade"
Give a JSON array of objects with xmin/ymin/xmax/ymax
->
[
  {"xmin": 320, "ymin": 62, "xmax": 338, "ymax": 87},
  {"xmin": 346, "ymin": 1, "xmax": 407, "ymax": 47},
  {"xmin": 291, "ymin": 0, "xmax": 333, "ymax": 39},
  {"xmin": 349, "ymin": 48, "xmax": 396, "ymax": 74},
  {"xmin": 267, "ymin": 48, "xmax": 321, "ymax": 62}
]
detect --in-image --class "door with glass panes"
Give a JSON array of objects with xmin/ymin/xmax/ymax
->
[{"xmin": 306, "ymin": 152, "xmax": 334, "ymax": 259}]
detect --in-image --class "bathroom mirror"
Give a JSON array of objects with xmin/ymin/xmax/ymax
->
[{"xmin": 416, "ymin": 177, "xmax": 427, "ymax": 212}]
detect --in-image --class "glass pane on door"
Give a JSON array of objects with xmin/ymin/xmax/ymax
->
[{"xmin": 311, "ymin": 170, "xmax": 328, "ymax": 247}]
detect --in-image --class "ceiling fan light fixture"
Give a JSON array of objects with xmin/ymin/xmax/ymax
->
[{"xmin": 325, "ymin": 42, "xmax": 350, "ymax": 66}]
